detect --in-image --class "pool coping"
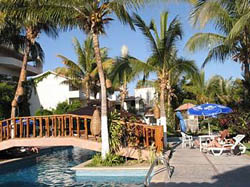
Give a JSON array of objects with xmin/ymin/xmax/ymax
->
[{"xmin": 71, "ymin": 158, "xmax": 152, "ymax": 171}]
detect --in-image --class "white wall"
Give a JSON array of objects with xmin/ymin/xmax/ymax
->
[
  {"xmin": 134, "ymin": 87, "xmax": 156, "ymax": 106},
  {"xmin": 29, "ymin": 73, "xmax": 72, "ymax": 115}
]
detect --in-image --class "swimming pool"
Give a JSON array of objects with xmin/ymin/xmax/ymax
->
[{"xmin": 0, "ymin": 147, "xmax": 144, "ymax": 186}]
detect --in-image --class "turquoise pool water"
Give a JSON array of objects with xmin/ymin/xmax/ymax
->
[{"xmin": 0, "ymin": 147, "xmax": 144, "ymax": 186}]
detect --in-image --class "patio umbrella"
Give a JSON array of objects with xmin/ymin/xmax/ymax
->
[
  {"xmin": 175, "ymin": 103, "xmax": 195, "ymax": 111},
  {"xmin": 188, "ymin": 103, "xmax": 232, "ymax": 134}
]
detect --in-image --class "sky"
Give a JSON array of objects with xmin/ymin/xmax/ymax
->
[{"xmin": 38, "ymin": 1, "xmax": 242, "ymax": 96}]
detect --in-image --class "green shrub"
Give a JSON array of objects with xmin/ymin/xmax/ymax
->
[
  {"xmin": 0, "ymin": 82, "xmax": 14, "ymax": 119},
  {"xmin": 108, "ymin": 111, "xmax": 126, "ymax": 153},
  {"xmin": 53, "ymin": 100, "xmax": 82, "ymax": 114},
  {"xmin": 87, "ymin": 153, "xmax": 125, "ymax": 167},
  {"xmin": 220, "ymin": 111, "xmax": 250, "ymax": 141},
  {"xmin": 35, "ymin": 107, "xmax": 53, "ymax": 116}
]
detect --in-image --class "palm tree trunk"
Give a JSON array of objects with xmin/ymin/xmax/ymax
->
[
  {"xmin": 167, "ymin": 76, "xmax": 171, "ymax": 119},
  {"xmin": 86, "ymin": 81, "xmax": 90, "ymax": 101},
  {"xmin": 11, "ymin": 40, "xmax": 31, "ymax": 119},
  {"xmin": 167, "ymin": 90, "xmax": 171, "ymax": 118},
  {"xmin": 121, "ymin": 84, "xmax": 126, "ymax": 110},
  {"xmin": 92, "ymin": 33, "xmax": 109, "ymax": 159},
  {"xmin": 160, "ymin": 80, "xmax": 167, "ymax": 148}
]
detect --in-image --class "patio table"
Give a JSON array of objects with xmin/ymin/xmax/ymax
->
[{"xmin": 198, "ymin": 134, "xmax": 218, "ymax": 152}]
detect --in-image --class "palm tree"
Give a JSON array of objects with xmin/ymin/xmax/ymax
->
[
  {"xmin": 110, "ymin": 46, "xmax": 140, "ymax": 110},
  {"xmin": 132, "ymin": 11, "xmax": 199, "ymax": 146},
  {"xmin": 56, "ymin": 36, "xmax": 111, "ymax": 102},
  {"xmin": 183, "ymin": 71, "xmax": 218, "ymax": 104},
  {"xmin": 186, "ymin": 0, "xmax": 250, "ymax": 97},
  {"xmin": 0, "ymin": 0, "xmax": 59, "ymax": 118},
  {"xmin": 41, "ymin": 0, "xmax": 146, "ymax": 159}
]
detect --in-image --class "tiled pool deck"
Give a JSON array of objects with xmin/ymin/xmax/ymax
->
[{"xmin": 150, "ymin": 144, "xmax": 250, "ymax": 187}]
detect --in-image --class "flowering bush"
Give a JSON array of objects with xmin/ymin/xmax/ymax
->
[{"xmin": 220, "ymin": 112, "xmax": 250, "ymax": 142}]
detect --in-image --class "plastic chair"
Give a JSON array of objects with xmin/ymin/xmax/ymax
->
[{"xmin": 181, "ymin": 132, "xmax": 193, "ymax": 148}]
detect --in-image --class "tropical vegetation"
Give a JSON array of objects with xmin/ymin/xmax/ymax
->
[
  {"xmin": 131, "ymin": 11, "xmax": 199, "ymax": 145},
  {"xmin": 56, "ymin": 36, "xmax": 112, "ymax": 102},
  {"xmin": 42, "ymin": 0, "xmax": 147, "ymax": 159},
  {"xmin": 186, "ymin": 0, "xmax": 250, "ymax": 104},
  {"xmin": 0, "ymin": 0, "xmax": 249, "ymax": 163},
  {"xmin": 0, "ymin": 0, "xmax": 59, "ymax": 119}
]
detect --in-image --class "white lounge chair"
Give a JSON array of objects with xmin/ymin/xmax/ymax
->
[
  {"xmin": 208, "ymin": 134, "xmax": 246, "ymax": 156},
  {"xmin": 181, "ymin": 132, "xmax": 193, "ymax": 148}
]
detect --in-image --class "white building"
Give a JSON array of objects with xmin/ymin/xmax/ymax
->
[
  {"xmin": 29, "ymin": 70, "xmax": 117, "ymax": 115},
  {"xmin": 0, "ymin": 46, "xmax": 42, "ymax": 77},
  {"xmin": 29, "ymin": 71, "xmax": 86, "ymax": 115},
  {"xmin": 134, "ymin": 87, "xmax": 156, "ymax": 107}
]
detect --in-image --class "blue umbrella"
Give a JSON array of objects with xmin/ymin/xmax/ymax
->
[
  {"xmin": 188, "ymin": 103, "xmax": 232, "ymax": 117},
  {"xmin": 188, "ymin": 103, "xmax": 232, "ymax": 134}
]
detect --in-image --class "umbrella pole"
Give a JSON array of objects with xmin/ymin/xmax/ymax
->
[{"xmin": 208, "ymin": 122, "xmax": 211, "ymax": 135}]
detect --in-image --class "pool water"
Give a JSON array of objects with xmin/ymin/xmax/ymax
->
[{"xmin": 0, "ymin": 147, "xmax": 144, "ymax": 187}]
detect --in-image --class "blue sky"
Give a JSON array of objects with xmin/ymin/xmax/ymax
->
[{"xmin": 38, "ymin": 1, "xmax": 242, "ymax": 95}]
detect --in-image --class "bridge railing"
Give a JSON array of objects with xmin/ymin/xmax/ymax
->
[
  {"xmin": 0, "ymin": 115, "xmax": 163, "ymax": 152},
  {"xmin": 0, "ymin": 114, "xmax": 92, "ymax": 141}
]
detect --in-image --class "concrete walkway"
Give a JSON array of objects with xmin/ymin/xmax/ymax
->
[{"xmin": 150, "ymin": 144, "xmax": 250, "ymax": 187}]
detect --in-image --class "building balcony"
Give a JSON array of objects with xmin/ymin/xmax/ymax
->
[{"xmin": 0, "ymin": 47, "xmax": 43, "ymax": 77}]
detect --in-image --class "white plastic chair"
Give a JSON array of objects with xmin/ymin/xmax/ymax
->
[
  {"xmin": 208, "ymin": 134, "xmax": 246, "ymax": 156},
  {"xmin": 181, "ymin": 132, "xmax": 193, "ymax": 148}
]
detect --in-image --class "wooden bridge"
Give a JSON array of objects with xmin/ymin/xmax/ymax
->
[{"xmin": 0, "ymin": 114, "xmax": 163, "ymax": 160}]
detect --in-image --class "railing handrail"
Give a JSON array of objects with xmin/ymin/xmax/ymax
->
[
  {"xmin": 144, "ymin": 156, "xmax": 172, "ymax": 187},
  {"xmin": 0, "ymin": 114, "xmax": 93, "ymax": 123}
]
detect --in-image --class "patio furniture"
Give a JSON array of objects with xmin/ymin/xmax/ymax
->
[
  {"xmin": 207, "ymin": 134, "xmax": 246, "ymax": 156},
  {"xmin": 181, "ymin": 132, "xmax": 193, "ymax": 148},
  {"xmin": 198, "ymin": 134, "xmax": 218, "ymax": 152}
]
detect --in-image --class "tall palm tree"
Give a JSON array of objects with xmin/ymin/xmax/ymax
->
[
  {"xmin": 56, "ymin": 36, "xmax": 111, "ymax": 102},
  {"xmin": 110, "ymin": 46, "xmax": 140, "ymax": 110},
  {"xmin": 0, "ymin": 0, "xmax": 59, "ymax": 118},
  {"xmin": 186, "ymin": 0, "xmax": 250, "ymax": 96},
  {"xmin": 132, "ymin": 11, "xmax": 199, "ymax": 146},
  {"xmin": 32, "ymin": 0, "xmax": 146, "ymax": 158}
]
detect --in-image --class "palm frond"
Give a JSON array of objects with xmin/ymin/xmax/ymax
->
[
  {"xmin": 57, "ymin": 54, "xmax": 85, "ymax": 77},
  {"xmin": 202, "ymin": 44, "xmax": 234, "ymax": 68},
  {"xmin": 186, "ymin": 33, "xmax": 226, "ymax": 52},
  {"xmin": 132, "ymin": 13, "xmax": 160, "ymax": 58},
  {"xmin": 226, "ymin": 11, "xmax": 250, "ymax": 42}
]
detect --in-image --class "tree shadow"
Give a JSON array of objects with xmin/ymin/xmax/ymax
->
[{"xmin": 150, "ymin": 165, "xmax": 250, "ymax": 187}]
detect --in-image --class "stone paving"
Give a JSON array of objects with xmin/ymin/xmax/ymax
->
[{"xmin": 150, "ymin": 144, "xmax": 250, "ymax": 187}]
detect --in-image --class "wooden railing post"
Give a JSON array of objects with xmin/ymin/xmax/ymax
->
[
  {"xmin": 46, "ymin": 117, "xmax": 49, "ymax": 137},
  {"xmin": 0, "ymin": 121, "xmax": 2, "ymax": 141},
  {"xmin": 20, "ymin": 118, "xmax": 23, "ymax": 138},
  {"xmin": 26, "ymin": 118, "xmax": 30, "ymax": 138},
  {"xmin": 58, "ymin": 117, "xmax": 62, "ymax": 136},
  {"xmin": 76, "ymin": 117, "xmax": 80, "ymax": 137},
  {"xmin": 62, "ymin": 116, "xmax": 65, "ymax": 136},
  {"xmin": 6, "ymin": 120, "xmax": 10, "ymax": 139},
  {"xmin": 39, "ymin": 117, "xmax": 43, "ymax": 137},
  {"xmin": 32, "ymin": 117, "xmax": 36, "ymax": 137},
  {"xmin": 13, "ymin": 118, "xmax": 17, "ymax": 138},
  {"xmin": 69, "ymin": 115, "xmax": 73, "ymax": 136},
  {"xmin": 84, "ymin": 118, "xmax": 88, "ymax": 139},
  {"xmin": 53, "ymin": 117, "xmax": 57, "ymax": 137}
]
